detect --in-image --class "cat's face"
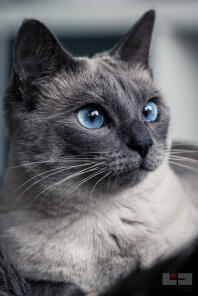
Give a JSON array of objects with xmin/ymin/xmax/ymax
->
[{"xmin": 5, "ymin": 10, "xmax": 170, "ymax": 200}]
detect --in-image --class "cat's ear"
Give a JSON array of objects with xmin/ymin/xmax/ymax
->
[
  {"xmin": 14, "ymin": 19, "xmax": 77, "ymax": 82},
  {"xmin": 109, "ymin": 10, "xmax": 155, "ymax": 67}
]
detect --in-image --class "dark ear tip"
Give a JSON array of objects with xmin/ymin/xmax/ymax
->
[
  {"xmin": 142, "ymin": 9, "xmax": 156, "ymax": 23},
  {"xmin": 14, "ymin": 19, "xmax": 46, "ymax": 61},
  {"xmin": 145, "ymin": 9, "xmax": 156, "ymax": 17},
  {"xmin": 18, "ymin": 18, "xmax": 46, "ymax": 35}
]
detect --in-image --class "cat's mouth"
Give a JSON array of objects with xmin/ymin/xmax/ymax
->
[
  {"xmin": 110, "ymin": 157, "xmax": 155, "ymax": 176},
  {"xmin": 106, "ymin": 161, "xmax": 151, "ymax": 189},
  {"xmin": 108, "ymin": 168, "xmax": 145, "ymax": 189},
  {"xmin": 105, "ymin": 157, "xmax": 157, "ymax": 189}
]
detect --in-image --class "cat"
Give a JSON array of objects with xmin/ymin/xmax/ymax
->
[{"xmin": 0, "ymin": 9, "xmax": 198, "ymax": 296}]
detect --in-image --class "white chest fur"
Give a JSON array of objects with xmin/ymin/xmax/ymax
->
[{"xmin": 0, "ymin": 165, "xmax": 197, "ymax": 293}]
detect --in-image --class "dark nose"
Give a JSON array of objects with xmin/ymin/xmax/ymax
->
[
  {"xmin": 120, "ymin": 120, "xmax": 153, "ymax": 158},
  {"xmin": 127, "ymin": 138, "xmax": 153, "ymax": 158}
]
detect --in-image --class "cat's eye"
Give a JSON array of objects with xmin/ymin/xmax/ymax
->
[
  {"xmin": 142, "ymin": 101, "xmax": 158, "ymax": 122},
  {"xmin": 77, "ymin": 106, "xmax": 105, "ymax": 129}
]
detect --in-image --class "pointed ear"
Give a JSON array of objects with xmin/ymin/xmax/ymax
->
[
  {"xmin": 14, "ymin": 19, "xmax": 77, "ymax": 83},
  {"xmin": 109, "ymin": 10, "xmax": 155, "ymax": 67}
]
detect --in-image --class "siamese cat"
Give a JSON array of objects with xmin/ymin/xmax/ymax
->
[{"xmin": 0, "ymin": 10, "xmax": 198, "ymax": 296}]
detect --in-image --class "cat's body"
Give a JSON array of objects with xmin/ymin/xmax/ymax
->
[
  {"xmin": 0, "ymin": 148, "xmax": 198, "ymax": 293},
  {"xmin": 0, "ymin": 10, "xmax": 198, "ymax": 295}
]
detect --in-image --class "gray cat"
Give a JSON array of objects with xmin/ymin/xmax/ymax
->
[{"xmin": 0, "ymin": 9, "xmax": 198, "ymax": 296}]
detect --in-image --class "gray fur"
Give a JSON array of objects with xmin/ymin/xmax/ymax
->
[{"xmin": 0, "ymin": 10, "xmax": 198, "ymax": 295}]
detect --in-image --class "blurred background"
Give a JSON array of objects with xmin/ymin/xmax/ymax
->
[{"xmin": 0, "ymin": 0, "xmax": 198, "ymax": 178}]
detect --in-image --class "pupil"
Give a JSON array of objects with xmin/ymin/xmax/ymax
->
[
  {"xmin": 143, "ymin": 106, "xmax": 152, "ymax": 117},
  {"xmin": 88, "ymin": 110, "xmax": 99, "ymax": 122}
]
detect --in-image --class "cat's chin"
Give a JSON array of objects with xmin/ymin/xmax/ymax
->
[
  {"xmin": 100, "ymin": 167, "xmax": 148, "ymax": 193},
  {"xmin": 141, "ymin": 158, "xmax": 160, "ymax": 172},
  {"xmin": 100, "ymin": 160, "xmax": 161, "ymax": 193},
  {"xmin": 119, "ymin": 169, "xmax": 146, "ymax": 185},
  {"xmin": 105, "ymin": 159, "xmax": 158, "ymax": 190}
]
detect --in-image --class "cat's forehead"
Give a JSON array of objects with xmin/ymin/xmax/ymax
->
[
  {"xmin": 86, "ymin": 57, "xmax": 158, "ymax": 104},
  {"xmin": 89, "ymin": 56, "xmax": 153, "ymax": 86},
  {"xmin": 40, "ymin": 56, "xmax": 159, "ymax": 110}
]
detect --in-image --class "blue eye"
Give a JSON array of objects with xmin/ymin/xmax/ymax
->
[
  {"xmin": 142, "ymin": 101, "xmax": 158, "ymax": 122},
  {"xmin": 77, "ymin": 106, "xmax": 105, "ymax": 129}
]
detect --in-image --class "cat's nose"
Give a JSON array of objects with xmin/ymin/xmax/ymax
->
[
  {"xmin": 127, "ymin": 138, "xmax": 153, "ymax": 158},
  {"xmin": 121, "ymin": 120, "xmax": 153, "ymax": 158}
]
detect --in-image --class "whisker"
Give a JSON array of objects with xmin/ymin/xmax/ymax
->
[
  {"xmin": 5, "ymin": 154, "xmax": 101, "ymax": 171},
  {"xmin": 172, "ymin": 143, "xmax": 198, "ymax": 147},
  {"xmin": 171, "ymin": 148, "xmax": 198, "ymax": 154},
  {"xmin": 30, "ymin": 162, "xmax": 105, "ymax": 204},
  {"xmin": 89, "ymin": 171, "xmax": 111, "ymax": 198},
  {"xmin": 170, "ymin": 154, "xmax": 198, "ymax": 159},
  {"xmin": 15, "ymin": 163, "xmax": 94, "ymax": 202},
  {"xmin": 169, "ymin": 161, "xmax": 198, "ymax": 174},
  {"xmin": 3, "ymin": 147, "xmax": 116, "ymax": 173},
  {"xmin": 69, "ymin": 168, "xmax": 106, "ymax": 194},
  {"xmin": 60, "ymin": 158, "xmax": 96, "ymax": 162},
  {"xmin": 169, "ymin": 156, "xmax": 198, "ymax": 164},
  {"xmin": 8, "ymin": 166, "xmax": 69, "ymax": 202},
  {"xmin": 5, "ymin": 159, "xmax": 91, "ymax": 171}
]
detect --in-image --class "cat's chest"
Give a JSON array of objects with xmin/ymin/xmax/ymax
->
[
  {"xmin": 1, "ymin": 188, "xmax": 197, "ymax": 293},
  {"xmin": 0, "ymin": 205, "xmax": 156, "ymax": 292},
  {"xmin": 0, "ymin": 205, "xmax": 179, "ymax": 293}
]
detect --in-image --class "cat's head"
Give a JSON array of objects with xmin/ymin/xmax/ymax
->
[{"xmin": 5, "ymin": 10, "xmax": 170, "ymax": 203}]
